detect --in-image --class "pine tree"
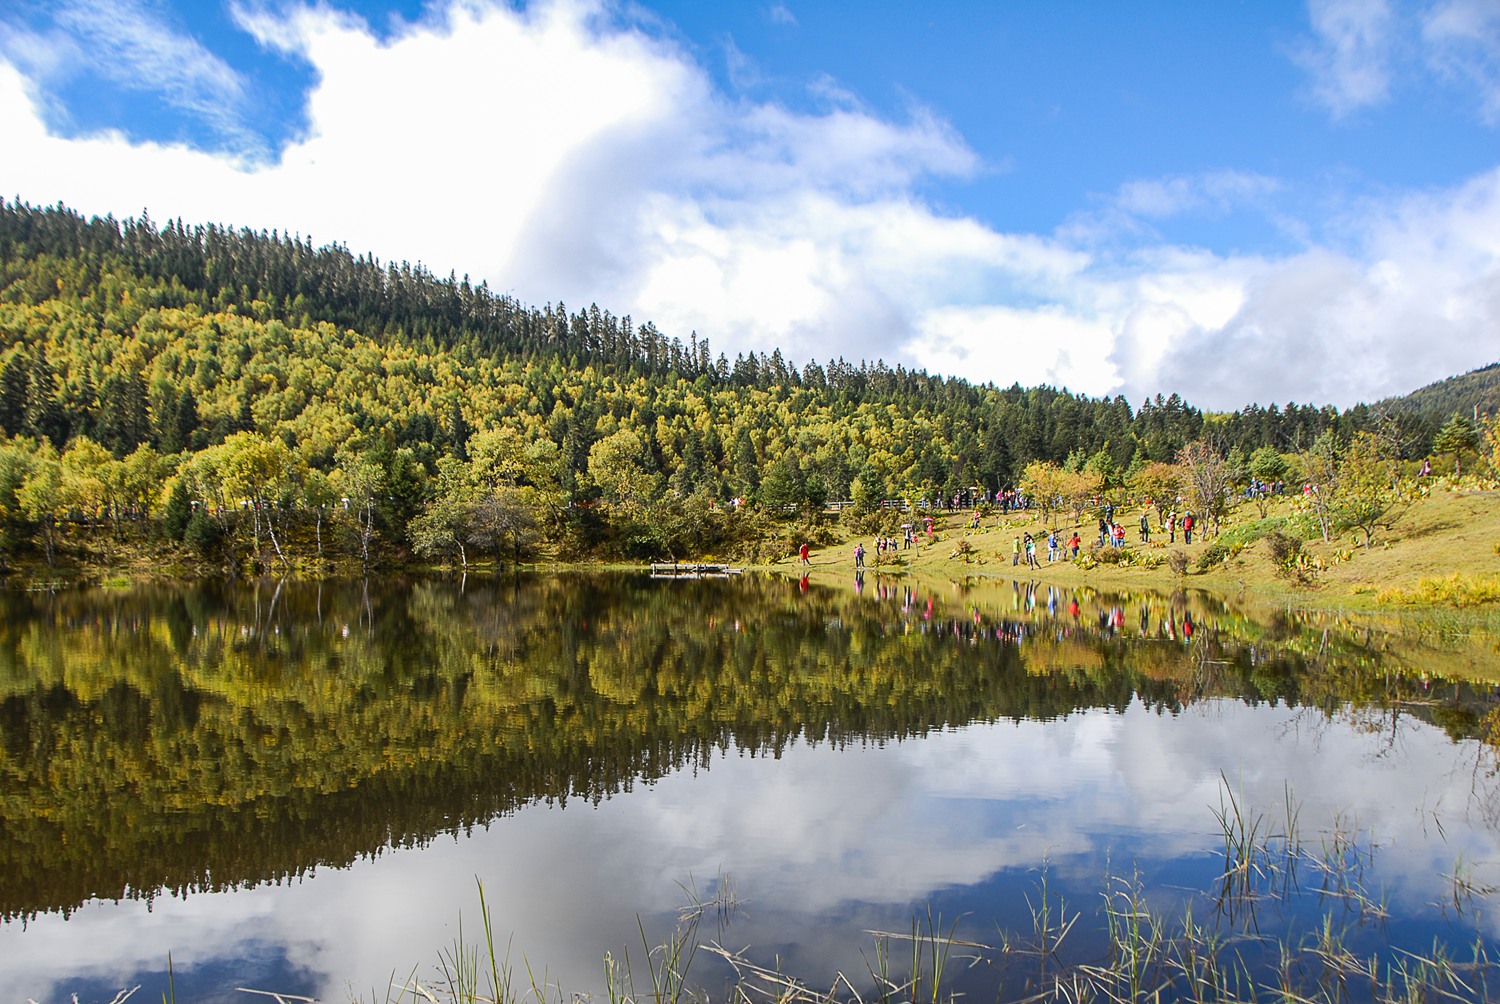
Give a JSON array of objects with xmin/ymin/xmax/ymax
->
[
  {"xmin": 174, "ymin": 388, "xmax": 201, "ymax": 453},
  {"xmin": 96, "ymin": 372, "xmax": 152, "ymax": 458},
  {"xmin": 0, "ymin": 350, "xmax": 29, "ymax": 437},
  {"xmin": 1432, "ymin": 413, "xmax": 1480, "ymax": 474},
  {"xmin": 24, "ymin": 346, "xmax": 67, "ymax": 449},
  {"xmin": 163, "ymin": 479, "xmax": 192, "ymax": 541},
  {"xmin": 443, "ymin": 401, "xmax": 472, "ymax": 460}
]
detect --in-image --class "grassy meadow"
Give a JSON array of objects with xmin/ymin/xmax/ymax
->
[{"xmin": 784, "ymin": 480, "xmax": 1500, "ymax": 613}]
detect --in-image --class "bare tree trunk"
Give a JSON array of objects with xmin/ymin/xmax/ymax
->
[{"xmin": 264, "ymin": 503, "xmax": 290, "ymax": 572}]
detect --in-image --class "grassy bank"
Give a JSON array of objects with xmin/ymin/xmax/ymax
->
[
  {"xmin": 781, "ymin": 480, "xmax": 1500, "ymax": 615},
  {"xmin": 9, "ymin": 480, "xmax": 1499, "ymax": 626}
]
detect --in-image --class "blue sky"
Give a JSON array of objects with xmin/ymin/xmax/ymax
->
[{"xmin": 2, "ymin": 0, "xmax": 1498, "ymax": 410}]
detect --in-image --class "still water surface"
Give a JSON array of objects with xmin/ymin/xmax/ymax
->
[{"xmin": 2, "ymin": 573, "xmax": 1499, "ymax": 1002}]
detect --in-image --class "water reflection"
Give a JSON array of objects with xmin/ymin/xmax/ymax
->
[{"xmin": 1, "ymin": 573, "xmax": 1498, "ymax": 1002}]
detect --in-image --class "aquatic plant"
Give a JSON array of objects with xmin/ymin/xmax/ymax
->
[{"xmin": 397, "ymin": 785, "xmax": 1498, "ymax": 1004}]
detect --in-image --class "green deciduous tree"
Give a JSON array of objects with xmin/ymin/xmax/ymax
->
[
  {"xmin": 1331, "ymin": 431, "xmax": 1415, "ymax": 549},
  {"xmin": 409, "ymin": 457, "xmax": 476, "ymax": 569},
  {"xmin": 588, "ymin": 429, "xmax": 655, "ymax": 514},
  {"xmin": 333, "ymin": 452, "xmax": 385, "ymax": 571},
  {"xmin": 1296, "ymin": 430, "xmax": 1341, "ymax": 542},
  {"xmin": 1247, "ymin": 446, "xmax": 1290, "ymax": 518},
  {"xmin": 1019, "ymin": 460, "xmax": 1065, "ymax": 527},
  {"xmin": 18, "ymin": 445, "xmax": 64, "ymax": 565},
  {"xmin": 1176, "ymin": 439, "xmax": 1233, "ymax": 537},
  {"xmin": 467, "ymin": 487, "xmax": 542, "ymax": 567},
  {"xmin": 1127, "ymin": 461, "xmax": 1182, "ymax": 523}
]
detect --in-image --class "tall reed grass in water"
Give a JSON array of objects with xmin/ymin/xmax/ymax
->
[{"xmin": 101, "ymin": 786, "xmax": 1500, "ymax": 1004}]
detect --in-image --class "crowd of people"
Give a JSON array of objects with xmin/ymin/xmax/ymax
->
[{"xmin": 809, "ymin": 492, "xmax": 1219, "ymax": 574}]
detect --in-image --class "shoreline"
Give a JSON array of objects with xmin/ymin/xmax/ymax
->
[{"xmin": 5, "ymin": 484, "xmax": 1497, "ymax": 621}]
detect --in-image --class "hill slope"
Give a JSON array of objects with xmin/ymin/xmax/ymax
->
[{"xmin": 1380, "ymin": 361, "xmax": 1500, "ymax": 424}]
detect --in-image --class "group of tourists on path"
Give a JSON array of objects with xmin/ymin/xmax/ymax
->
[{"xmin": 811, "ymin": 495, "xmax": 1210, "ymax": 574}]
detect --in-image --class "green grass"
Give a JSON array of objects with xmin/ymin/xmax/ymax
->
[
  {"xmin": 1378, "ymin": 572, "xmax": 1500, "ymax": 607},
  {"xmin": 793, "ymin": 484, "xmax": 1500, "ymax": 614}
]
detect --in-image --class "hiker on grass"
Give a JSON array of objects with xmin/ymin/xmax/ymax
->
[
  {"xmin": 1012, "ymin": 536, "xmax": 1021, "ymax": 566},
  {"xmin": 1183, "ymin": 513, "xmax": 1195, "ymax": 545},
  {"xmin": 1139, "ymin": 514, "xmax": 1150, "ymax": 543},
  {"xmin": 799, "ymin": 542, "xmax": 810, "ymax": 566},
  {"xmin": 854, "ymin": 542, "xmax": 865, "ymax": 569},
  {"xmin": 1069, "ymin": 532, "xmax": 1081, "ymax": 558},
  {"xmin": 1047, "ymin": 531, "xmax": 1059, "ymax": 562},
  {"xmin": 1168, "ymin": 511, "xmax": 1177, "ymax": 543},
  {"xmin": 1024, "ymin": 533, "xmax": 1039, "ymax": 569}
]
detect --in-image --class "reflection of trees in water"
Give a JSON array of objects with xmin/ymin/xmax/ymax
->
[{"xmin": 0, "ymin": 574, "xmax": 1494, "ymax": 920}]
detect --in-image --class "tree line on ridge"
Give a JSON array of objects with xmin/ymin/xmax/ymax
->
[{"xmin": 0, "ymin": 197, "xmax": 1490, "ymax": 571}]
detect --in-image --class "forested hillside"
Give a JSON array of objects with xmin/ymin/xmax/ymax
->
[
  {"xmin": 0, "ymin": 198, "xmax": 1474, "ymax": 572},
  {"xmin": 1378, "ymin": 363, "xmax": 1500, "ymax": 426}
]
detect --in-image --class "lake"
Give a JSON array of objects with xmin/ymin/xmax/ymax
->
[{"xmin": 3, "ymin": 573, "xmax": 1500, "ymax": 1003}]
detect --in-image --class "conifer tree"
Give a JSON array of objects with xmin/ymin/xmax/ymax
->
[
  {"xmin": 23, "ymin": 346, "xmax": 67, "ymax": 449},
  {"xmin": 0, "ymin": 350, "xmax": 29, "ymax": 437}
]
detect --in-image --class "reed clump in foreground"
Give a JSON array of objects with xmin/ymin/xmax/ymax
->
[{"xmin": 391, "ymin": 779, "xmax": 1498, "ymax": 1004}]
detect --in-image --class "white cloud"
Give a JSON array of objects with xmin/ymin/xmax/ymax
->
[
  {"xmin": 1144, "ymin": 168, "xmax": 1500, "ymax": 408},
  {"xmin": 0, "ymin": 0, "xmax": 1498, "ymax": 412},
  {"xmin": 767, "ymin": 3, "xmax": 797, "ymax": 28},
  {"xmin": 1, "ymin": 0, "xmax": 257, "ymax": 153},
  {"xmin": 1421, "ymin": 0, "xmax": 1500, "ymax": 122},
  {"xmin": 1293, "ymin": 0, "xmax": 1397, "ymax": 117},
  {"xmin": 1290, "ymin": 0, "xmax": 1500, "ymax": 124},
  {"xmin": 1114, "ymin": 171, "xmax": 1283, "ymax": 220}
]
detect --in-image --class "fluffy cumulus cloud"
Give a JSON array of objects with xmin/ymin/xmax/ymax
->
[{"xmin": 0, "ymin": 0, "xmax": 1498, "ymax": 411}]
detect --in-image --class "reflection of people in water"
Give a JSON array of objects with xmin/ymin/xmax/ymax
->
[
  {"xmin": 833, "ymin": 575, "xmax": 1231, "ymax": 660},
  {"xmin": 799, "ymin": 574, "xmax": 809, "ymax": 594}
]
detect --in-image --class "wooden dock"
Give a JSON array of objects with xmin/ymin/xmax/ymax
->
[{"xmin": 649, "ymin": 562, "xmax": 743, "ymax": 578}]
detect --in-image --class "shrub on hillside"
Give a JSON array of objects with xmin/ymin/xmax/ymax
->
[
  {"xmin": 1263, "ymin": 530, "xmax": 1303, "ymax": 572},
  {"xmin": 1195, "ymin": 541, "xmax": 1230, "ymax": 572}
]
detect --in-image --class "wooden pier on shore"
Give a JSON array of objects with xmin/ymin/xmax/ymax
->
[{"xmin": 649, "ymin": 562, "xmax": 743, "ymax": 578}]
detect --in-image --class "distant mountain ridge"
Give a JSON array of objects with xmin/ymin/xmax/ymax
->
[{"xmin": 1380, "ymin": 361, "xmax": 1500, "ymax": 424}]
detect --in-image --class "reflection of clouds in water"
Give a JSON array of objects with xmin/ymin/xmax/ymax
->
[
  {"xmin": 7, "ymin": 701, "xmax": 1500, "ymax": 1000},
  {"xmin": 5, "ymin": 886, "xmax": 288, "ymax": 1001}
]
